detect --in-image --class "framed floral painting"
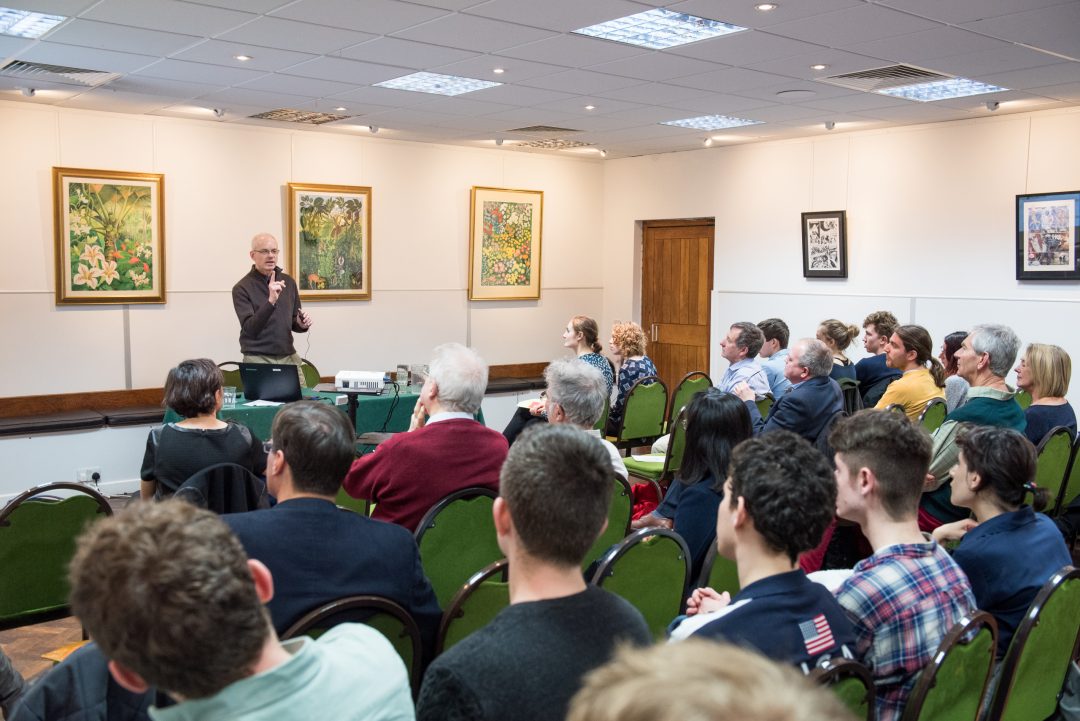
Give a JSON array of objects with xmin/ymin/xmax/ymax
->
[
  {"xmin": 53, "ymin": 167, "xmax": 165, "ymax": 305},
  {"xmin": 468, "ymin": 186, "xmax": 543, "ymax": 300},
  {"xmin": 287, "ymin": 182, "xmax": 372, "ymax": 301}
]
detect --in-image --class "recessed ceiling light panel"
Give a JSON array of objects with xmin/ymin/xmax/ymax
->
[
  {"xmin": 375, "ymin": 71, "xmax": 500, "ymax": 96},
  {"xmin": 660, "ymin": 114, "xmax": 763, "ymax": 130},
  {"xmin": 573, "ymin": 9, "xmax": 746, "ymax": 50},
  {"xmin": 877, "ymin": 77, "xmax": 1007, "ymax": 102},
  {"xmin": 0, "ymin": 7, "xmax": 66, "ymax": 38}
]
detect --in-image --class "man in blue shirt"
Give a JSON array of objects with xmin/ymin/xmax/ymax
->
[{"xmin": 717, "ymin": 321, "xmax": 770, "ymax": 397}]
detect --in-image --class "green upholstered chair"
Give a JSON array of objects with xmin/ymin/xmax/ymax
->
[
  {"xmin": 300, "ymin": 357, "xmax": 321, "ymax": 388},
  {"xmin": 665, "ymin": 371, "xmax": 711, "ymax": 433},
  {"xmin": 884, "ymin": 403, "xmax": 906, "ymax": 415},
  {"xmin": 918, "ymin": 398, "xmax": 947, "ymax": 433},
  {"xmin": 1034, "ymin": 426, "xmax": 1074, "ymax": 514},
  {"xmin": 837, "ymin": 377, "xmax": 863, "ymax": 416},
  {"xmin": 1015, "ymin": 388, "xmax": 1033, "ymax": 410},
  {"xmin": 622, "ymin": 408, "xmax": 687, "ymax": 487},
  {"xmin": 899, "ymin": 611, "xmax": 997, "ymax": 721},
  {"xmin": 281, "ymin": 595, "xmax": 422, "ymax": 695},
  {"xmin": 0, "ymin": 483, "xmax": 113, "ymax": 631},
  {"xmin": 217, "ymin": 361, "xmax": 243, "ymax": 392},
  {"xmin": 593, "ymin": 394, "xmax": 610, "ymax": 432},
  {"xmin": 986, "ymin": 565, "xmax": 1080, "ymax": 721},
  {"xmin": 414, "ymin": 488, "xmax": 500, "ymax": 608},
  {"xmin": 589, "ymin": 528, "xmax": 690, "ymax": 641},
  {"xmin": 810, "ymin": 657, "xmax": 876, "ymax": 721},
  {"xmin": 694, "ymin": 542, "xmax": 739, "ymax": 597},
  {"xmin": 582, "ymin": 476, "xmax": 634, "ymax": 571},
  {"xmin": 436, "ymin": 559, "xmax": 510, "ymax": 655},
  {"xmin": 608, "ymin": 376, "xmax": 668, "ymax": 454},
  {"xmin": 334, "ymin": 486, "xmax": 370, "ymax": 516},
  {"xmin": 1057, "ymin": 434, "xmax": 1080, "ymax": 514},
  {"xmin": 754, "ymin": 393, "xmax": 774, "ymax": 419}
]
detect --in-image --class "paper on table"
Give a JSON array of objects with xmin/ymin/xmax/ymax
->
[
  {"xmin": 517, "ymin": 398, "xmax": 543, "ymax": 409},
  {"xmin": 630, "ymin": 453, "xmax": 666, "ymax": 463},
  {"xmin": 244, "ymin": 399, "xmax": 284, "ymax": 407}
]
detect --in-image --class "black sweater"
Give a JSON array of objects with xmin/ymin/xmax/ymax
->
[{"xmin": 231, "ymin": 266, "xmax": 306, "ymax": 356}]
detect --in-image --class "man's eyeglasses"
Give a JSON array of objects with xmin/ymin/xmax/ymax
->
[
  {"xmin": 254, "ymin": 249, "xmax": 280, "ymax": 256},
  {"xmin": 263, "ymin": 441, "xmax": 275, "ymax": 454}
]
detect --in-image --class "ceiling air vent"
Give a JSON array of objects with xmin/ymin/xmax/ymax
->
[
  {"xmin": 509, "ymin": 125, "xmax": 582, "ymax": 133},
  {"xmin": 0, "ymin": 60, "xmax": 120, "ymax": 87},
  {"xmin": 817, "ymin": 64, "xmax": 952, "ymax": 93},
  {"xmin": 518, "ymin": 138, "xmax": 593, "ymax": 150},
  {"xmin": 248, "ymin": 108, "xmax": 351, "ymax": 125}
]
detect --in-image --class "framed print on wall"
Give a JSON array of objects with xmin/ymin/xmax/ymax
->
[
  {"xmin": 801, "ymin": 210, "xmax": 847, "ymax": 279},
  {"xmin": 288, "ymin": 182, "xmax": 372, "ymax": 301},
  {"xmin": 1016, "ymin": 191, "xmax": 1080, "ymax": 281},
  {"xmin": 53, "ymin": 167, "xmax": 165, "ymax": 305},
  {"xmin": 468, "ymin": 186, "xmax": 543, "ymax": 301}
]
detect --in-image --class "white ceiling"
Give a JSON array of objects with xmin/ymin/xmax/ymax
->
[{"xmin": 2, "ymin": 0, "xmax": 1079, "ymax": 158}]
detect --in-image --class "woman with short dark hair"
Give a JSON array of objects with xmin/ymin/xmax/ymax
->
[{"xmin": 939, "ymin": 330, "xmax": 969, "ymax": 412}]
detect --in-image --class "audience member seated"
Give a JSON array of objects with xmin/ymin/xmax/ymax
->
[
  {"xmin": 735, "ymin": 338, "xmax": 843, "ymax": 443},
  {"xmin": 830, "ymin": 410, "xmax": 975, "ymax": 721},
  {"xmin": 502, "ymin": 315, "xmax": 613, "ymax": 445},
  {"xmin": 632, "ymin": 390, "xmax": 752, "ymax": 583},
  {"xmin": 923, "ymin": 324, "xmax": 1026, "ymax": 530},
  {"xmin": 606, "ymin": 322, "xmax": 657, "ymax": 434},
  {"xmin": 543, "ymin": 357, "xmax": 626, "ymax": 480},
  {"xmin": 874, "ymin": 324, "xmax": 946, "ymax": 421},
  {"xmin": 671, "ymin": 431, "xmax": 856, "ymax": 671},
  {"xmin": 757, "ymin": 317, "xmax": 792, "ymax": 397},
  {"xmin": 940, "ymin": 330, "xmax": 970, "ymax": 412},
  {"xmin": 68, "ymin": 501, "xmax": 413, "ymax": 721},
  {"xmin": 855, "ymin": 310, "xmax": 902, "ymax": 406},
  {"xmin": 817, "ymin": 319, "xmax": 859, "ymax": 382},
  {"xmin": 416, "ymin": 425, "xmax": 650, "ymax": 721},
  {"xmin": 344, "ymin": 342, "xmax": 507, "ymax": 531},
  {"xmin": 931, "ymin": 426, "xmax": 1071, "ymax": 657},
  {"xmin": 0, "ymin": 647, "xmax": 26, "ymax": 718},
  {"xmin": 141, "ymin": 358, "xmax": 267, "ymax": 501},
  {"xmin": 1015, "ymin": 342, "xmax": 1076, "ymax": 443},
  {"xmin": 225, "ymin": 401, "xmax": 441, "ymax": 649},
  {"xmin": 566, "ymin": 639, "xmax": 857, "ymax": 721}
]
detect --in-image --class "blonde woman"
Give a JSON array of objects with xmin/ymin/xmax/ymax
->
[
  {"xmin": 1015, "ymin": 342, "xmax": 1075, "ymax": 444},
  {"xmin": 817, "ymin": 319, "xmax": 859, "ymax": 382}
]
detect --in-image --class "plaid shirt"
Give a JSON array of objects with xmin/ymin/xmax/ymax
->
[{"xmin": 835, "ymin": 542, "xmax": 975, "ymax": 721}]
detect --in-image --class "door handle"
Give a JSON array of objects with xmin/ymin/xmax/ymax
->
[{"xmin": 651, "ymin": 323, "xmax": 658, "ymax": 342}]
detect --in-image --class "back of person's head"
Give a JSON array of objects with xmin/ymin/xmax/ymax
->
[
  {"xmin": 797, "ymin": 338, "xmax": 834, "ymax": 378},
  {"xmin": 271, "ymin": 401, "xmax": 355, "ymax": 496},
  {"xmin": 571, "ymin": 315, "xmax": 603, "ymax": 353},
  {"xmin": 729, "ymin": 430, "xmax": 835, "ymax": 563},
  {"xmin": 955, "ymin": 425, "xmax": 1046, "ymax": 511},
  {"xmin": 566, "ymin": 639, "xmax": 856, "ymax": 721},
  {"xmin": 544, "ymin": 357, "xmax": 605, "ymax": 428},
  {"xmin": 730, "ymin": 321, "xmax": 765, "ymax": 358},
  {"xmin": 164, "ymin": 358, "xmax": 222, "ymax": 418},
  {"xmin": 894, "ymin": 324, "xmax": 945, "ymax": 386},
  {"xmin": 611, "ymin": 321, "xmax": 647, "ymax": 357},
  {"xmin": 969, "ymin": 324, "xmax": 1020, "ymax": 378},
  {"xmin": 863, "ymin": 310, "xmax": 899, "ymax": 339},
  {"xmin": 428, "ymin": 342, "xmax": 488, "ymax": 413},
  {"xmin": 757, "ymin": 317, "xmax": 789, "ymax": 349},
  {"xmin": 1023, "ymin": 342, "xmax": 1072, "ymax": 398},
  {"xmin": 817, "ymin": 319, "xmax": 859, "ymax": 351},
  {"xmin": 69, "ymin": 501, "xmax": 268, "ymax": 699},
  {"xmin": 677, "ymin": 389, "xmax": 752, "ymax": 492},
  {"xmin": 829, "ymin": 409, "xmax": 932, "ymax": 520},
  {"xmin": 500, "ymin": 424, "xmax": 612, "ymax": 567},
  {"xmin": 942, "ymin": 331, "xmax": 967, "ymax": 375}
]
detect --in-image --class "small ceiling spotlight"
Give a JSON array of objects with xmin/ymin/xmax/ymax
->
[
  {"xmin": 335, "ymin": 106, "xmax": 347, "ymax": 112},
  {"xmin": 825, "ymin": 121, "xmax": 836, "ymax": 130},
  {"xmin": 599, "ymin": 149, "xmax": 607, "ymax": 158},
  {"xmin": 368, "ymin": 125, "xmax": 379, "ymax": 134},
  {"xmin": 703, "ymin": 137, "xmax": 713, "ymax": 147},
  {"xmin": 986, "ymin": 100, "xmax": 1000, "ymax": 111},
  {"xmin": 212, "ymin": 108, "xmax": 225, "ymax": 118},
  {"xmin": 493, "ymin": 67, "xmax": 505, "ymax": 74},
  {"xmin": 495, "ymin": 138, "xmax": 504, "ymax": 146},
  {"xmin": 585, "ymin": 104, "xmax": 596, "ymax": 110},
  {"xmin": 810, "ymin": 63, "xmax": 828, "ymax": 71},
  {"xmin": 233, "ymin": 54, "xmax": 252, "ymax": 62},
  {"xmin": 20, "ymin": 87, "xmax": 35, "ymax": 97},
  {"xmin": 755, "ymin": 3, "xmax": 778, "ymax": 10}
]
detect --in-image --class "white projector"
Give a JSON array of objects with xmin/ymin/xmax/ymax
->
[{"xmin": 334, "ymin": 371, "xmax": 387, "ymax": 394}]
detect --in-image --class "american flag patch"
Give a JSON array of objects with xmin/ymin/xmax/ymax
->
[{"xmin": 799, "ymin": 614, "xmax": 836, "ymax": 655}]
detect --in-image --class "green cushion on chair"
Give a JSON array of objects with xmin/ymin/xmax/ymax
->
[{"xmin": 621, "ymin": 458, "xmax": 664, "ymax": 482}]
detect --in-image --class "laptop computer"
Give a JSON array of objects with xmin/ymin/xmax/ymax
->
[{"xmin": 238, "ymin": 363, "xmax": 303, "ymax": 403}]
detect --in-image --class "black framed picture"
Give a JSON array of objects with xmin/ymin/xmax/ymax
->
[
  {"xmin": 801, "ymin": 210, "xmax": 847, "ymax": 278},
  {"xmin": 1016, "ymin": 191, "xmax": 1080, "ymax": 281}
]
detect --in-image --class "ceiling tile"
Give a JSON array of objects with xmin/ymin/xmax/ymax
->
[
  {"xmin": 11, "ymin": 0, "xmax": 100, "ymax": 15},
  {"xmin": 392, "ymin": 14, "xmax": 556, "ymax": 52},
  {"xmin": 728, "ymin": 102, "xmax": 824, "ymax": 122},
  {"xmin": 83, "ymin": 0, "xmax": 255, "ymax": 36},
  {"xmin": 197, "ymin": 86, "xmax": 318, "ymax": 109},
  {"xmin": 182, "ymin": 0, "xmax": 290, "ymax": 12},
  {"xmin": 745, "ymin": 48, "xmax": 895, "ymax": 81},
  {"xmin": 974, "ymin": 63, "xmax": 1080, "ymax": 92},
  {"xmin": 533, "ymin": 95, "xmax": 649, "ymax": 116},
  {"xmin": 962, "ymin": 4, "xmax": 1080, "ymax": 61},
  {"xmin": 410, "ymin": 96, "xmax": 519, "ymax": 116},
  {"xmin": 586, "ymin": 51, "xmax": 725, "ymax": 82},
  {"xmin": 60, "ymin": 88, "xmax": 177, "ymax": 113},
  {"xmin": 431, "ymin": 55, "xmax": 565, "ymax": 83},
  {"xmin": 734, "ymin": 78, "xmax": 863, "ymax": 104},
  {"xmin": 133, "ymin": 58, "xmax": 267, "ymax": 85},
  {"xmin": 109, "ymin": 75, "xmax": 227, "ymax": 98},
  {"xmin": 400, "ymin": 0, "xmax": 490, "ymax": 10},
  {"xmin": 496, "ymin": 33, "xmax": 649, "ymax": 66},
  {"xmin": 595, "ymin": 81, "xmax": 711, "ymax": 104},
  {"xmin": 669, "ymin": 66, "xmax": 793, "ymax": 93},
  {"xmin": 280, "ymin": 57, "xmax": 407, "ymax": 85},
  {"xmin": 463, "ymin": 83, "xmax": 577, "ymax": 106},
  {"xmin": 763, "ymin": 4, "xmax": 940, "ymax": 46},
  {"xmin": 853, "ymin": 103, "xmax": 975, "ymax": 123},
  {"xmin": 663, "ymin": 90, "xmax": 774, "ymax": 114},
  {"xmin": 151, "ymin": 102, "xmax": 267, "ymax": 121},
  {"xmin": 336, "ymin": 38, "xmax": 479, "ymax": 69},
  {"xmin": 1028, "ymin": 81, "xmax": 1080, "ymax": 101},
  {"xmin": 237, "ymin": 73, "xmax": 360, "ymax": 98},
  {"xmin": 929, "ymin": 43, "xmax": 1067, "ymax": 79},
  {"xmin": 43, "ymin": 19, "xmax": 202, "ymax": 56},
  {"xmin": 0, "ymin": 35, "xmax": 34, "ymax": 57},
  {"xmin": 462, "ymin": 0, "xmax": 645, "ymax": 33},
  {"xmin": 843, "ymin": 26, "xmax": 1006, "ymax": 65},
  {"xmin": 666, "ymin": 30, "xmax": 826, "ymax": 66},
  {"xmin": 15, "ymin": 42, "xmax": 159, "ymax": 73},
  {"xmin": 876, "ymin": 0, "xmax": 1072, "ymax": 26},
  {"xmin": 270, "ymin": 0, "xmax": 451, "ymax": 34},
  {"xmin": 169, "ymin": 40, "xmax": 316, "ymax": 72},
  {"xmin": 481, "ymin": 106, "xmax": 585, "ymax": 127},
  {"xmin": 216, "ymin": 16, "xmax": 376, "ymax": 55},
  {"xmin": 517, "ymin": 69, "xmax": 644, "ymax": 95},
  {"xmin": 802, "ymin": 91, "xmax": 912, "ymax": 113},
  {"xmin": 329, "ymin": 84, "xmax": 441, "ymax": 107},
  {"xmin": 0, "ymin": 78, "xmax": 85, "ymax": 102},
  {"xmin": 667, "ymin": 0, "xmax": 864, "ymax": 29}
]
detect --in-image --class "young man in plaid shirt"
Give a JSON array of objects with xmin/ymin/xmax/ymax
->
[{"xmin": 829, "ymin": 410, "xmax": 975, "ymax": 721}]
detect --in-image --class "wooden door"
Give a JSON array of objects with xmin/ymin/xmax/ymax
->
[{"xmin": 641, "ymin": 220, "xmax": 714, "ymax": 394}]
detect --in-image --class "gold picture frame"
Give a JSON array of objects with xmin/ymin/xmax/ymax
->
[
  {"xmin": 287, "ymin": 182, "xmax": 372, "ymax": 301},
  {"xmin": 53, "ymin": 167, "xmax": 165, "ymax": 305},
  {"xmin": 468, "ymin": 186, "xmax": 543, "ymax": 301}
]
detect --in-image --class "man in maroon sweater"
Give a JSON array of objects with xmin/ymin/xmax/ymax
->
[{"xmin": 343, "ymin": 343, "xmax": 508, "ymax": 532}]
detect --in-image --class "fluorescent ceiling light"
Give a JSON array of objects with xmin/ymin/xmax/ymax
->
[
  {"xmin": 0, "ymin": 7, "xmax": 66, "ymax": 38},
  {"xmin": 375, "ymin": 71, "xmax": 500, "ymax": 96},
  {"xmin": 573, "ymin": 8, "xmax": 745, "ymax": 50},
  {"xmin": 661, "ymin": 114, "xmax": 763, "ymax": 130},
  {"xmin": 877, "ymin": 77, "xmax": 1007, "ymax": 102}
]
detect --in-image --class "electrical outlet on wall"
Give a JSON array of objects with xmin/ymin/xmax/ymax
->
[{"xmin": 76, "ymin": 467, "xmax": 101, "ymax": 484}]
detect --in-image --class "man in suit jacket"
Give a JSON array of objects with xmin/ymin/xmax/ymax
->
[
  {"xmin": 735, "ymin": 338, "xmax": 843, "ymax": 443},
  {"xmin": 225, "ymin": 401, "xmax": 441, "ymax": 653}
]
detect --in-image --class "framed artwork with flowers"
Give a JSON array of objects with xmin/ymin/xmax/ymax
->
[
  {"xmin": 468, "ymin": 186, "xmax": 543, "ymax": 300},
  {"xmin": 53, "ymin": 167, "xmax": 165, "ymax": 305},
  {"xmin": 287, "ymin": 182, "xmax": 372, "ymax": 301}
]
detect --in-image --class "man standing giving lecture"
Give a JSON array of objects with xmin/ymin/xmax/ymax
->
[{"xmin": 233, "ymin": 233, "xmax": 313, "ymax": 385}]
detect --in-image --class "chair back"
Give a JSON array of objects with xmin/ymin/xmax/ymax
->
[
  {"xmin": 612, "ymin": 376, "xmax": 668, "ymax": 449},
  {"xmin": 899, "ymin": 611, "xmax": 997, "ymax": 721},
  {"xmin": 0, "ymin": 483, "xmax": 113, "ymax": 630},
  {"xmin": 1057, "ymin": 433, "xmax": 1080, "ymax": 513},
  {"xmin": 861, "ymin": 375, "xmax": 896, "ymax": 408},
  {"xmin": 755, "ymin": 393, "xmax": 774, "ymax": 419},
  {"xmin": 217, "ymin": 361, "xmax": 243, "ymax": 391},
  {"xmin": 1035, "ymin": 426, "xmax": 1074, "ymax": 514},
  {"xmin": 414, "ymin": 488, "xmax": 500, "ymax": 607},
  {"xmin": 694, "ymin": 543, "xmax": 739, "ymax": 596},
  {"xmin": 582, "ymin": 476, "xmax": 634, "ymax": 571},
  {"xmin": 837, "ymin": 377, "xmax": 863, "ymax": 416},
  {"xmin": 593, "ymin": 393, "xmax": 610, "ymax": 432},
  {"xmin": 810, "ymin": 657, "xmax": 876, "ymax": 721},
  {"xmin": 987, "ymin": 565, "xmax": 1080, "ymax": 721},
  {"xmin": 1015, "ymin": 388, "xmax": 1033, "ymax": 409},
  {"xmin": 281, "ymin": 595, "xmax": 423, "ymax": 694},
  {"xmin": 884, "ymin": 403, "xmax": 906, "ymax": 415},
  {"xmin": 436, "ymin": 559, "xmax": 510, "ymax": 655},
  {"xmin": 918, "ymin": 398, "xmax": 947, "ymax": 433},
  {"xmin": 175, "ymin": 463, "xmax": 270, "ymax": 514},
  {"xmin": 300, "ymin": 357, "xmax": 321, "ymax": 387},
  {"xmin": 666, "ymin": 371, "xmax": 711, "ymax": 431},
  {"xmin": 334, "ymin": 486, "xmax": 370, "ymax": 515},
  {"xmin": 589, "ymin": 528, "xmax": 690, "ymax": 641}
]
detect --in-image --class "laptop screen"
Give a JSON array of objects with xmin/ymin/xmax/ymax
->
[{"xmin": 238, "ymin": 363, "xmax": 303, "ymax": 402}]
